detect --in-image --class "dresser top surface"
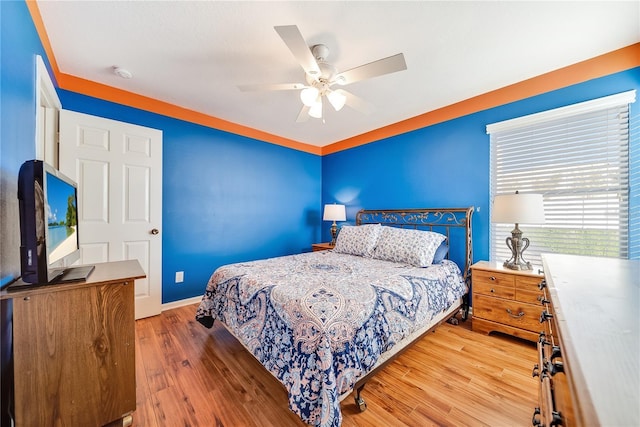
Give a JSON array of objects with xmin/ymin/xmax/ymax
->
[
  {"xmin": 0, "ymin": 260, "xmax": 146, "ymax": 299},
  {"xmin": 471, "ymin": 260, "xmax": 544, "ymax": 277},
  {"xmin": 541, "ymin": 253, "xmax": 639, "ymax": 426}
]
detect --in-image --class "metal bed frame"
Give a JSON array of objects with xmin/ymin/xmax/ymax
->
[{"xmin": 351, "ymin": 207, "xmax": 474, "ymax": 411}]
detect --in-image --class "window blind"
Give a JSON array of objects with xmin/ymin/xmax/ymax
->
[{"xmin": 488, "ymin": 91, "xmax": 635, "ymax": 266}]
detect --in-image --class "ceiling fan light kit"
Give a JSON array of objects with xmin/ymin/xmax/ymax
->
[
  {"xmin": 239, "ymin": 25, "xmax": 407, "ymax": 122},
  {"xmin": 309, "ymin": 100, "xmax": 323, "ymax": 119},
  {"xmin": 300, "ymin": 87, "xmax": 320, "ymax": 106},
  {"xmin": 326, "ymin": 90, "xmax": 346, "ymax": 111}
]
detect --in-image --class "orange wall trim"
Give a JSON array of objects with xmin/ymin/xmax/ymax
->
[
  {"xmin": 57, "ymin": 73, "xmax": 323, "ymax": 155},
  {"xmin": 322, "ymin": 43, "xmax": 640, "ymax": 155},
  {"xmin": 27, "ymin": 1, "xmax": 638, "ymax": 157}
]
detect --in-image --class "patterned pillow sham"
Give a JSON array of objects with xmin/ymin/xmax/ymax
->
[
  {"xmin": 333, "ymin": 224, "xmax": 382, "ymax": 257},
  {"xmin": 372, "ymin": 226, "xmax": 447, "ymax": 267}
]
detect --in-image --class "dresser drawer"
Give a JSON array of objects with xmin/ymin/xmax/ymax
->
[
  {"xmin": 516, "ymin": 287, "xmax": 544, "ymax": 305},
  {"xmin": 515, "ymin": 275, "xmax": 543, "ymax": 289},
  {"xmin": 473, "ymin": 280, "xmax": 515, "ymax": 299},
  {"xmin": 473, "ymin": 294, "xmax": 542, "ymax": 333},
  {"xmin": 472, "ymin": 269, "xmax": 515, "ymax": 288}
]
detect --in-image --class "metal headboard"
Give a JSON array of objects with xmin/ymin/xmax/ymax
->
[{"xmin": 355, "ymin": 207, "xmax": 474, "ymax": 283}]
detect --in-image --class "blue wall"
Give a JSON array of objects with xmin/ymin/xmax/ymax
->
[
  {"xmin": 322, "ymin": 68, "xmax": 640, "ymax": 263},
  {"xmin": 0, "ymin": 1, "xmax": 51, "ymax": 424}
]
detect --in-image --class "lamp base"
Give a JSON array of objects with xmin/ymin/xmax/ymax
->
[
  {"xmin": 330, "ymin": 221, "xmax": 338, "ymax": 246},
  {"xmin": 503, "ymin": 223, "xmax": 533, "ymax": 271},
  {"xmin": 503, "ymin": 259, "xmax": 533, "ymax": 271}
]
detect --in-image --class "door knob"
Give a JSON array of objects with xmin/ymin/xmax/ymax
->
[{"xmin": 150, "ymin": 228, "xmax": 159, "ymax": 235}]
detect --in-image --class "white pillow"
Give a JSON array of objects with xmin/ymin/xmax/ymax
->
[
  {"xmin": 372, "ymin": 226, "xmax": 446, "ymax": 267},
  {"xmin": 333, "ymin": 224, "xmax": 382, "ymax": 257}
]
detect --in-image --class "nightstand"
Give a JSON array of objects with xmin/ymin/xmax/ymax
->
[
  {"xmin": 470, "ymin": 260, "xmax": 544, "ymax": 342},
  {"xmin": 312, "ymin": 242, "xmax": 334, "ymax": 252}
]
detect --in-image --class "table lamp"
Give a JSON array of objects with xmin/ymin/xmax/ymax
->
[
  {"xmin": 323, "ymin": 204, "xmax": 346, "ymax": 246},
  {"xmin": 492, "ymin": 191, "xmax": 545, "ymax": 270}
]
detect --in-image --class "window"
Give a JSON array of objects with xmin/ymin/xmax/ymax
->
[{"xmin": 488, "ymin": 90, "xmax": 636, "ymax": 266}]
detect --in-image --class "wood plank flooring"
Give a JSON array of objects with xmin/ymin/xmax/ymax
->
[{"xmin": 132, "ymin": 304, "xmax": 537, "ymax": 426}]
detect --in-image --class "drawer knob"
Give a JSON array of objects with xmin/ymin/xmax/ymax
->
[
  {"xmin": 538, "ymin": 279, "xmax": 547, "ymax": 290},
  {"xmin": 490, "ymin": 276, "xmax": 497, "ymax": 281},
  {"xmin": 506, "ymin": 308, "xmax": 525, "ymax": 318},
  {"xmin": 532, "ymin": 364, "xmax": 540, "ymax": 378},
  {"xmin": 490, "ymin": 288, "xmax": 495, "ymax": 293}
]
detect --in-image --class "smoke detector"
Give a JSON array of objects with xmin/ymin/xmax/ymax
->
[{"xmin": 113, "ymin": 66, "xmax": 133, "ymax": 79}]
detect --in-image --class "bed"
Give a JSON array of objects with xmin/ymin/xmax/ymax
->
[{"xmin": 195, "ymin": 207, "xmax": 473, "ymax": 427}]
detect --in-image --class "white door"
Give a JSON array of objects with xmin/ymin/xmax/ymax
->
[{"xmin": 59, "ymin": 110, "xmax": 162, "ymax": 319}]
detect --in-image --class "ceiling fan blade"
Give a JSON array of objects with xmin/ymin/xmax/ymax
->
[
  {"xmin": 335, "ymin": 89, "xmax": 375, "ymax": 115},
  {"xmin": 238, "ymin": 83, "xmax": 306, "ymax": 92},
  {"xmin": 296, "ymin": 105, "xmax": 310, "ymax": 123},
  {"xmin": 274, "ymin": 25, "xmax": 321, "ymax": 77},
  {"xmin": 335, "ymin": 53, "xmax": 407, "ymax": 85}
]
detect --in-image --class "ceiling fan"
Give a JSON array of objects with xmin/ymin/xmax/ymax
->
[{"xmin": 238, "ymin": 25, "xmax": 407, "ymax": 122}]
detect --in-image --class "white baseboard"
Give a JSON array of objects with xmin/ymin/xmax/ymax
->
[{"xmin": 161, "ymin": 295, "xmax": 202, "ymax": 312}]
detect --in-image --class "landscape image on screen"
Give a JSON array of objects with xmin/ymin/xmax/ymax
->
[{"xmin": 46, "ymin": 172, "xmax": 78, "ymax": 264}]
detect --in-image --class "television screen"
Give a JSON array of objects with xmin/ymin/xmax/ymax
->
[
  {"xmin": 45, "ymin": 170, "xmax": 79, "ymax": 266},
  {"xmin": 17, "ymin": 160, "xmax": 91, "ymax": 285}
]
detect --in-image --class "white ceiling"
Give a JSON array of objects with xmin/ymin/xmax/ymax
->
[{"xmin": 36, "ymin": 1, "xmax": 640, "ymax": 148}]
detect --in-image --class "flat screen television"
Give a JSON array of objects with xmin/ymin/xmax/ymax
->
[{"xmin": 17, "ymin": 160, "xmax": 93, "ymax": 284}]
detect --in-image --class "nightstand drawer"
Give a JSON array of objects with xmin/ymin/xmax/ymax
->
[
  {"xmin": 473, "ymin": 281, "xmax": 515, "ymax": 299},
  {"xmin": 515, "ymin": 275, "xmax": 543, "ymax": 290},
  {"xmin": 473, "ymin": 294, "xmax": 542, "ymax": 333},
  {"xmin": 516, "ymin": 287, "xmax": 544, "ymax": 305},
  {"xmin": 472, "ymin": 269, "xmax": 515, "ymax": 288},
  {"xmin": 515, "ymin": 275, "xmax": 544, "ymax": 304}
]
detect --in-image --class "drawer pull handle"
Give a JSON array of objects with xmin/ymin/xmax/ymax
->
[
  {"xmin": 532, "ymin": 407, "xmax": 541, "ymax": 426},
  {"xmin": 532, "ymin": 364, "xmax": 540, "ymax": 378},
  {"xmin": 538, "ymin": 279, "xmax": 547, "ymax": 290},
  {"xmin": 537, "ymin": 295, "xmax": 550, "ymax": 304},
  {"xmin": 489, "ymin": 276, "xmax": 497, "ymax": 281},
  {"xmin": 538, "ymin": 331, "xmax": 550, "ymax": 345},
  {"xmin": 539, "ymin": 310, "xmax": 553, "ymax": 323},
  {"xmin": 506, "ymin": 308, "xmax": 525, "ymax": 318},
  {"xmin": 547, "ymin": 361, "xmax": 564, "ymax": 376},
  {"xmin": 551, "ymin": 411, "xmax": 563, "ymax": 426}
]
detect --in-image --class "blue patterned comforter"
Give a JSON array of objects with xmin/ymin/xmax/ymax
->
[{"xmin": 195, "ymin": 251, "xmax": 467, "ymax": 427}]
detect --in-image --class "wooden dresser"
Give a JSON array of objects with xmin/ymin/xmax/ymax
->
[
  {"xmin": 0, "ymin": 260, "xmax": 146, "ymax": 427},
  {"xmin": 535, "ymin": 253, "xmax": 639, "ymax": 426},
  {"xmin": 471, "ymin": 261, "xmax": 544, "ymax": 342}
]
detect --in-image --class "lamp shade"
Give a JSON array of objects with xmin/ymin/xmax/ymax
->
[
  {"xmin": 323, "ymin": 204, "xmax": 346, "ymax": 222},
  {"xmin": 492, "ymin": 193, "xmax": 545, "ymax": 224}
]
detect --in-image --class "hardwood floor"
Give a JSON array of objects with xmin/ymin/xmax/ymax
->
[{"xmin": 132, "ymin": 304, "xmax": 537, "ymax": 427}]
